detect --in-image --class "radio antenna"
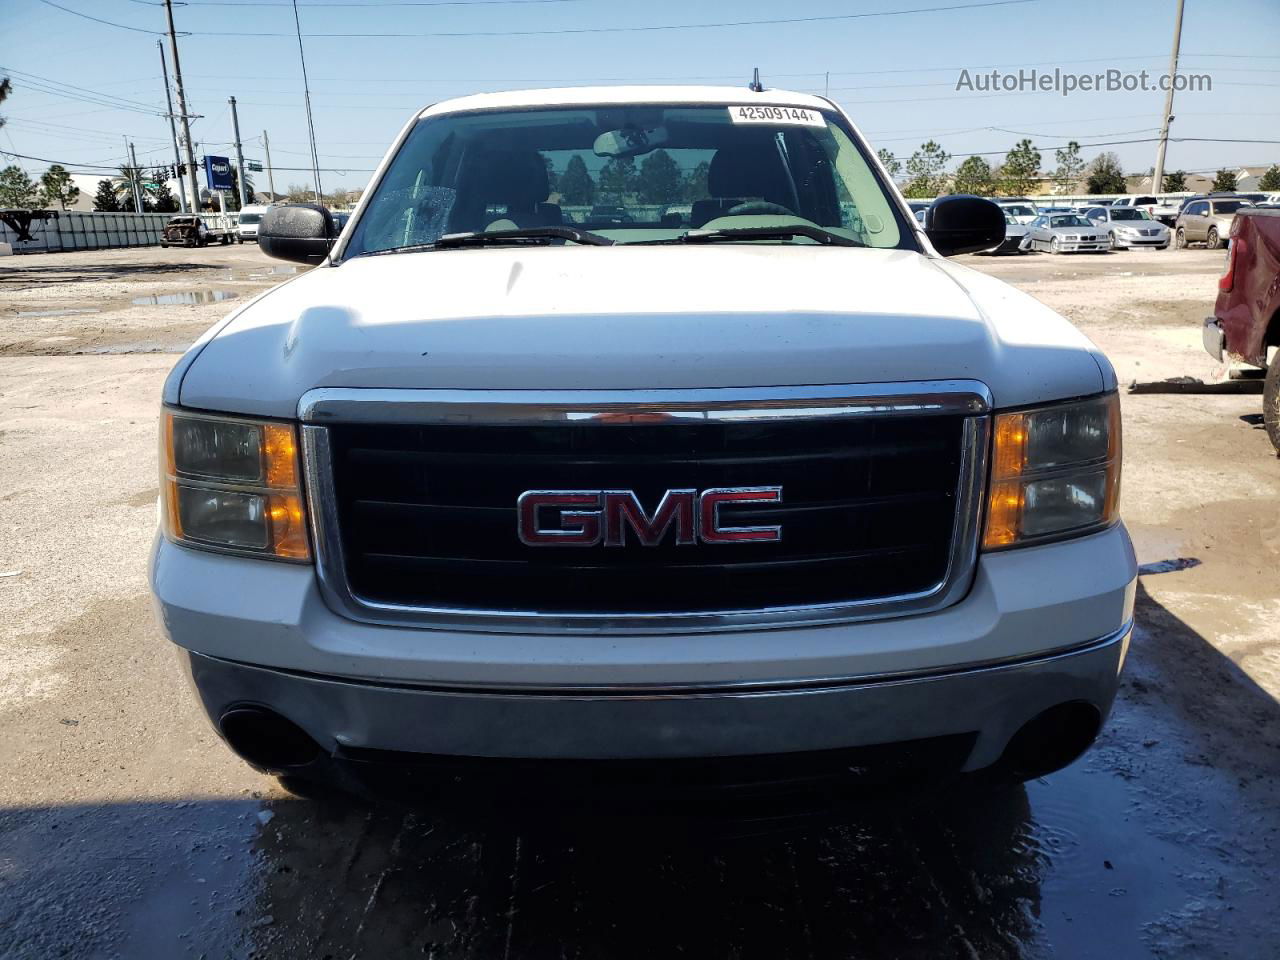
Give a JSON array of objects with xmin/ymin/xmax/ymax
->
[{"xmin": 748, "ymin": 67, "xmax": 764, "ymax": 92}]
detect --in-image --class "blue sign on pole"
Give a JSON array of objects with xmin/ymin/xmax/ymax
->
[{"xmin": 204, "ymin": 155, "xmax": 234, "ymax": 192}]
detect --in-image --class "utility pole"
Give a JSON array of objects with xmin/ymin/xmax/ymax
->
[
  {"xmin": 262, "ymin": 129, "xmax": 276, "ymax": 200},
  {"xmin": 1151, "ymin": 0, "xmax": 1185, "ymax": 196},
  {"xmin": 229, "ymin": 96, "xmax": 248, "ymax": 208},
  {"xmin": 126, "ymin": 139, "xmax": 144, "ymax": 213},
  {"xmin": 157, "ymin": 40, "xmax": 187, "ymax": 213},
  {"xmin": 291, "ymin": 0, "xmax": 324, "ymax": 202},
  {"xmin": 163, "ymin": 0, "xmax": 203, "ymax": 212}
]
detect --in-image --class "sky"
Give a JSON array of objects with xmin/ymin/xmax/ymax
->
[{"xmin": 2, "ymin": 0, "xmax": 1278, "ymax": 195}]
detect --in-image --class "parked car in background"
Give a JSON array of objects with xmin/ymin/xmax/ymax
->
[
  {"xmin": 1149, "ymin": 196, "xmax": 1189, "ymax": 226},
  {"xmin": 994, "ymin": 200, "xmax": 1038, "ymax": 224},
  {"xmin": 1019, "ymin": 213, "xmax": 1108, "ymax": 253},
  {"xmin": 1111, "ymin": 195, "xmax": 1160, "ymax": 220},
  {"xmin": 237, "ymin": 204, "xmax": 270, "ymax": 243},
  {"xmin": 1175, "ymin": 197, "xmax": 1254, "ymax": 249},
  {"xmin": 1082, "ymin": 206, "xmax": 1170, "ymax": 250},
  {"xmin": 1202, "ymin": 208, "xmax": 1280, "ymax": 450},
  {"xmin": 330, "ymin": 211, "xmax": 351, "ymax": 234},
  {"xmin": 983, "ymin": 211, "xmax": 1029, "ymax": 254}
]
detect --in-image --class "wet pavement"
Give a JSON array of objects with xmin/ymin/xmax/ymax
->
[{"xmin": 3, "ymin": 585, "xmax": 1277, "ymax": 960}]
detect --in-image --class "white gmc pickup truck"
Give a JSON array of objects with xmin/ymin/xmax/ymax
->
[{"xmin": 151, "ymin": 86, "xmax": 1136, "ymax": 806}]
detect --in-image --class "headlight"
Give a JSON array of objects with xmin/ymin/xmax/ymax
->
[
  {"xmin": 983, "ymin": 393, "xmax": 1121, "ymax": 550},
  {"xmin": 160, "ymin": 410, "xmax": 310, "ymax": 561}
]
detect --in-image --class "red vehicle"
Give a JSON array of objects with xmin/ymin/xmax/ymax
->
[{"xmin": 1203, "ymin": 209, "xmax": 1280, "ymax": 451}]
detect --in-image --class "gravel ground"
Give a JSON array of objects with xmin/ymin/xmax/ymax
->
[{"xmin": 0, "ymin": 243, "xmax": 1277, "ymax": 959}]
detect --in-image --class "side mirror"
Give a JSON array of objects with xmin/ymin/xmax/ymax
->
[
  {"xmin": 924, "ymin": 195, "xmax": 1005, "ymax": 257},
  {"xmin": 258, "ymin": 203, "xmax": 335, "ymax": 265}
]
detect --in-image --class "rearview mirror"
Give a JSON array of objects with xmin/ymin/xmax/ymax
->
[
  {"xmin": 258, "ymin": 203, "xmax": 335, "ymax": 265},
  {"xmin": 923, "ymin": 195, "xmax": 1005, "ymax": 257},
  {"xmin": 593, "ymin": 125, "xmax": 669, "ymax": 159}
]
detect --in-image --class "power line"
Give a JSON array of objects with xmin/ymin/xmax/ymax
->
[
  {"xmin": 182, "ymin": 0, "xmax": 580, "ymax": 5},
  {"xmin": 33, "ymin": 0, "xmax": 169, "ymax": 35},
  {"xmin": 186, "ymin": 0, "xmax": 1046, "ymax": 37}
]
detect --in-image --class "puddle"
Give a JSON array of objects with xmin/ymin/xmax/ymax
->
[
  {"xmin": 17, "ymin": 308, "xmax": 100, "ymax": 318},
  {"xmin": 224, "ymin": 265, "xmax": 298, "ymax": 281},
  {"xmin": 132, "ymin": 290, "xmax": 239, "ymax": 306}
]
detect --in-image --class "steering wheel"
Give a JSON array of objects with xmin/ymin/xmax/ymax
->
[{"xmin": 726, "ymin": 200, "xmax": 794, "ymax": 217}]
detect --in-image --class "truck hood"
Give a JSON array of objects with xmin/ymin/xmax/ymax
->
[{"xmin": 177, "ymin": 245, "xmax": 1106, "ymax": 418}]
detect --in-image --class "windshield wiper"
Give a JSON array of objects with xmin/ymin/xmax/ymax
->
[
  {"xmin": 435, "ymin": 226, "xmax": 613, "ymax": 248},
  {"xmin": 348, "ymin": 226, "xmax": 614, "ymax": 260},
  {"xmin": 679, "ymin": 225, "xmax": 864, "ymax": 247},
  {"xmin": 635, "ymin": 224, "xmax": 864, "ymax": 247}
]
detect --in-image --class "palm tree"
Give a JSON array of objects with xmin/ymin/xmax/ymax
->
[{"xmin": 113, "ymin": 164, "xmax": 150, "ymax": 211}]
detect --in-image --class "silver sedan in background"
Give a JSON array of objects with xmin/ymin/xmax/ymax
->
[
  {"xmin": 1082, "ymin": 206, "xmax": 1170, "ymax": 250},
  {"xmin": 1018, "ymin": 214, "xmax": 1109, "ymax": 254}
]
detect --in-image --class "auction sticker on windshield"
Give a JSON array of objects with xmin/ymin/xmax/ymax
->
[{"xmin": 729, "ymin": 105, "xmax": 825, "ymax": 127}]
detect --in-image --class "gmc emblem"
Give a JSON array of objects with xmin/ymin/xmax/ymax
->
[{"xmin": 517, "ymin": 487, "xmax": 783, "ymax": 547}]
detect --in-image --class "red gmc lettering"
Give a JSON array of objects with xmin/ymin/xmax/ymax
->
[
  {"xmin": 698, "ymin": 487, "xmax": 784, "ymax": 543},
  {"xmin": 517, "ymin": 487, "xmax": 783, "ymax": 546}
]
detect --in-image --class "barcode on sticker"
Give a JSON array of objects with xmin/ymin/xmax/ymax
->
[{"xmin": 729, "ymin": 105, "xmax": 826, "ymax": 127}]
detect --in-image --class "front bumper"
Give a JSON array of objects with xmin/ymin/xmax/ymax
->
[
  {"xmin": 1055, "ymin": 240, "xmax": 1108, "ymax": 252},
  {"xmin": 182, "ymin": 622, "xmax": 1129, "ymax": 773},
  {"xmin": 153, "ymin": 523, "xmax": 1137, "ymax": 770},
  {"xmin": 1112, "ymin": 234, "xmax": 1169, "ymax": 248}
]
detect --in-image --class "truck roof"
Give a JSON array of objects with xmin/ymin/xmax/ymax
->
[{"xmin": 420, "ymin": 85, "xmax": 832, "ymax": 119}]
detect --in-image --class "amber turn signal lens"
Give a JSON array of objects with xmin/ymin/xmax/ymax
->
[
  {"xmin": 983, "ymin": 394, "xmax": 1121, "ymax": 550},
  {"xmin": 160, "ymin": 410, "xmax": 310, "ymax": 562}
]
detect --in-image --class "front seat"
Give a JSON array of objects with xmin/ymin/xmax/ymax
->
[
  {"xmin": 449, "ymin": 149, "xmax": 564, "ymax": 233},
  {"xmin": 691, "ymin": 145, "xmax": 795, "ymax": 227}
]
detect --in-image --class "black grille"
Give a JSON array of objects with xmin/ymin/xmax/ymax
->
[{"xmin": 326, "ymin": 416, "xmax": 967, "ymax": 615}]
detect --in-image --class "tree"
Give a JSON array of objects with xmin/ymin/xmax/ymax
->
[
  {"xmin": 877, "ymin": 148, "xmax": 902, "ymax": 181},
  {"xmin": 903, "ymin": 141, "xmax": 950, "ymax": 198},
  {"xmin": 951, "ymin": 156, "xmax": 994, "ymax": 196},
  {"xmin": 113, "ymin": 164, "xmax": 148, "ymax": 210},
  {"xmin": 998, "ymin": 139, "xmax": 1041, "ymax": 196},
  {"xmin": 285, "ymin": 183, "xmax": 314, "ymax": 202},
  {"xmin": 1259, "ymin": 165, "xmax": 1280, "ymax": 191},
  {"xmin": 682, "ymin": 160, "xmax": 711, "ymax": 202},
  {"xmin": 92, "ymin": 180, "xmax": 119, "ymax": 212},
  {"xmin": 1211, "ymin": 168, "xmax": 1238, "ymax": 193},
  {"xmin": 0, "ymin": 76, "xmax": 10, "ymax": 130},
  {"xmin": 152, "ymin": 179, "xmax": 179, "ymax": 213},
  {"xmin": 557, "ymin": 155, "xmax": 594, "ymax": 205},
  {"xmin": 0, "ymin": 165, "xmax": 39, "ymax": 209},
  {"xmin": 1052, "ymin": 141, "xmax": 1085, "ymax": 195},
  {"xmin": 36, "ymin": 164, "xmax": 79, "ymax": 210},
  {"xmin": 635, "ymin": 149, "xmax": 680, "ymax": 203},
  {"xmin": 597, "ymin": 156, "xmax": 636, "ymax": 200},
  {"xmin": 1085, "ymin": 152, "xmax": 1127, "ymax": 194},
  {"xmin": 1163, "ymin": 170, "xmax": 1188, "ymax": 192}
]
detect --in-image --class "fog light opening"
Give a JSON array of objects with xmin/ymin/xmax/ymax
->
[
  {"xmin": 219, "ymin": 706, "xmax": 322, "ymax": 771},
  {"xmin": 999, "ymin": 701, "xmax": 1102, "ymax": 780}
]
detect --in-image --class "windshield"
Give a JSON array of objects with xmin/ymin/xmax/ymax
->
[
  {"xmin": 1001, "ymin": 205, "xmax": 1035, "ymax": 217},
  {"xmin": 1050, "ymin": 215, "xmax": 1091, "ymax": 228},
  {"xmin": 1212, "ymin": 200, "xmax": 1251, "ymax": 214},
  {"xmin": 1110, "ymin": 209, "xmax": 1149, "ymax": 221},
  {"xmin": 343, "ymin": 103, "xmax": 907, "ymax": 256},
  {"xmin": 238, "ymin": 213, "xmax": 263, "ymax": 224}
]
